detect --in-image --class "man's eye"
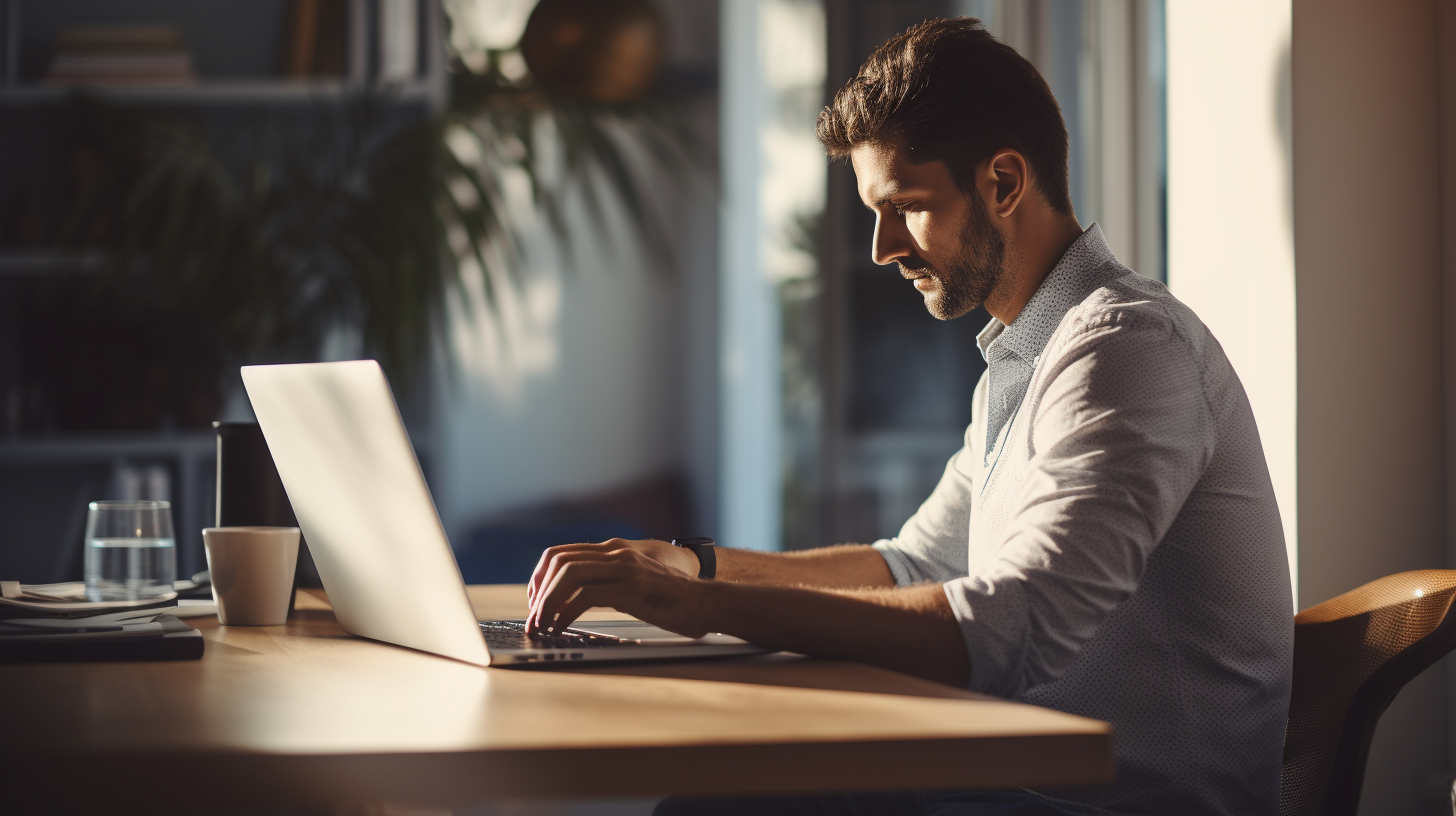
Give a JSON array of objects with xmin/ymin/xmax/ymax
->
[{"xmin": 892, "ymin": 202, "xmax": 910, "ymax": 216}]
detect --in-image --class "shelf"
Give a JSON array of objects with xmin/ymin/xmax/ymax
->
[
  {"xmin": 0, "ymin": 429, "xmax": 217, "ymax": 578},
  {"xmin": 0, "ymin": 0, "xmax": 448, "ymax": 110},
  {"xmin": 0, "ymin": 78, "xmax": 442, "ymax": 106},
  {"xmin": 0, "ymin": 429, "xmax": 215, "ymax": 461},
  {"xmin": 0, "ymin": 250, "xmax": 103, "ymax": 277}
]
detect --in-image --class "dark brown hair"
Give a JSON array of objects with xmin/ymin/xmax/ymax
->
[{"xmin": 817, "ymin": 17, "xmax": 1073, "ymax": 216}]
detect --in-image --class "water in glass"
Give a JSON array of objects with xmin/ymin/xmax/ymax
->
[
  {"xmin": 85, "ymin": 536, "xmax": 176, "ymax": 600},
  {"xmin": 84, "ymin": 500, "xmax": 176, "ymax": 601}
]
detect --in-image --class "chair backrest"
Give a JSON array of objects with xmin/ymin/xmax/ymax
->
[{"xmin": 1280, "ymin": 570, "xmax": 1456, "ymax": 816}]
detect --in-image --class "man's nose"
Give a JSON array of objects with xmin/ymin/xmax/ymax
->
[{"xmin": 871, "ymin": 213, "xmax": 911, "ymax": 266}]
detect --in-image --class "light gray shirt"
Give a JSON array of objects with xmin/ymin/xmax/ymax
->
[{"xmin": 874, "ymin": 225, "xmax": 1293, "ymax": 816}]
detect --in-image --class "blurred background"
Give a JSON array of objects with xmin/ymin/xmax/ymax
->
[{"xmin": 0, "ymin": 0, "xmax": 1170, "ymax": 586}]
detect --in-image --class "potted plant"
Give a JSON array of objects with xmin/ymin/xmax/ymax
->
[{"xmin": 5, "ymin": 0, "xmax": 698, "ymax": 431}]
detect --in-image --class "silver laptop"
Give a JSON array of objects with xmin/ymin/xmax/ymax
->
[{"xmin": 241, "ymin": 360, "xmax": 766, "ymax": 667}]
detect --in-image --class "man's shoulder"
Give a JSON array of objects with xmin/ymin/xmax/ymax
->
[{"xmin": 1052, "ymin": 269, "xmax": 1213, "ymax": 362}]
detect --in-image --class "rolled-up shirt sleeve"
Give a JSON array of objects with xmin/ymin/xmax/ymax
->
[{"xmin": 946, "ymin": 309, "xmax": 1215, "ymax": 697}]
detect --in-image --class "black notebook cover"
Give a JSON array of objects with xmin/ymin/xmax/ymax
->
[{"xmin": 0, "ymin": 614, "xmax": 204, "ymax": 663}]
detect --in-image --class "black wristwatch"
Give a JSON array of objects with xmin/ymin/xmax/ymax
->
[{"xmin": 672, "ymin": 537, "xmax": 717, "ymax": 580}]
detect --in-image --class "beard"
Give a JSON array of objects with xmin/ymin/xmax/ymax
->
[{"xmin": 898, "ymin": 191, "xmax": 1006, "ymax": 321}]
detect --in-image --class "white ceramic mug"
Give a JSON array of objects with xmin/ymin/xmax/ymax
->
[{"xmin": 202, "ymin": 527, "xmax": 300, "ymax": 626}]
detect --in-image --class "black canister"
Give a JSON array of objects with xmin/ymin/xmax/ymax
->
[{"xmin": 212, "ymin": 422, "xmax": 322, "ymax": 614}]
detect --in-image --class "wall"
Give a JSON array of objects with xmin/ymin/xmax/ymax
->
[
  {"xmin": 431, "ymin": 190, "xmax": 697, "ymax": 537},
  {"xmin": 1293, "ymin": 0, "xmax": 1448, "ymax": 812}
]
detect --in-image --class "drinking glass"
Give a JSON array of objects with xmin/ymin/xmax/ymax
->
[{"xmin": 84, "ymin": 500, "xmax": 176, "ymax": 602}]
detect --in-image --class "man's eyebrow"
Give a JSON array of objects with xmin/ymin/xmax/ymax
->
[{"xmin": 867, "ymin": 191, "xmax": 902, "ymax": 211}]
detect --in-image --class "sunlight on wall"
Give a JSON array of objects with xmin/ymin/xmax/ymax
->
[
  {"xmin": 432, "ymin": 168, "xmax": 684, "ymax": 542},
  {"xmin": 1166, "ymin": 1, "xmax": 1297, "ymax": 603},
  {"xmin": 448, "ymin": 256, "xmax": 564, "ymax": 408},
  {"xmin": 443, "ymin": 154, "xmax": 563, "ymax": 407}
]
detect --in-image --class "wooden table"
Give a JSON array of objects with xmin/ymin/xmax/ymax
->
[{"xmin": 0, "ymin": 586, "xmax": 1113, "ymax": 812}]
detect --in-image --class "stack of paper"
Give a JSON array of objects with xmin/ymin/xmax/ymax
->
[{"xmin": 0, "ymin": 581, "xmax": 176, "ymax": 616}]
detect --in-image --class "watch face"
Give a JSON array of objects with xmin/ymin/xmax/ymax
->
[{"xmin": 674, "ymin": 537, "xmax": 715, "ymax": 548}]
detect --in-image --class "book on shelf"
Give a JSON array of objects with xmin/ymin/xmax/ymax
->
[
  {"xmin": 44, "ymin": 24, "xmax": 197, "ymax": 87},
  {"xmin": 287, "ymin": 0, "xmax": 347, "ymax": 79}
]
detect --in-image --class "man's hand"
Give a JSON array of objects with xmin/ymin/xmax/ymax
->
[
  {"xmin": 527, "ymin": 542, "xmax": 704, "ymax": 636},
  {"xmin": 527, "ymin": 538, "xmax": 697, "ymax": 611},
  {"xmin": 524, "ymin": 539, "xmax": 971, "ymax": 687}
]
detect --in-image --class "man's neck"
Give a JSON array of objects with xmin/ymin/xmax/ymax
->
[{"xmin": 985, "ymin": 215, "xmax": 1085, "ymax": 325}]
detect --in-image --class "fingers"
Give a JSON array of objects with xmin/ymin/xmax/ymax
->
[
  {"xmin": 531, "ymin": 559, "xmax": 639, "ymax": 634},
  {"xmin": 527, "ymin": 539, "xmax": 628, "ymax": 606},
  {"xmin": 528, "ymin": 548, "xmax": 625, "ymax": 625},
  {"xmin": 528, "ymin": 551, "xmax": 618, "ymax": 631},
  {"xmin": 525, "ymin": 550, "xmax": 704, "ymax": 640},
  {"xmin": 546, "ymin": 585, "xmax": 609, "ymax": 635}
]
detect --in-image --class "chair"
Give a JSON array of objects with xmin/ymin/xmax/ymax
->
[{"xmin": 1280, "ymin": 570, "xmax": 1456, "ymax": 816}]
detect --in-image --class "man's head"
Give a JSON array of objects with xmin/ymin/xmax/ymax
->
[{"xmin": 817, "ymin": 18, "xmax": 1074, "ymax": 321}]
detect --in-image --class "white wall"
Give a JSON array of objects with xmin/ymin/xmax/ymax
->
[{"xmin": 1165, "ymin": 0, "xmax": 1298, "ymax": 601}]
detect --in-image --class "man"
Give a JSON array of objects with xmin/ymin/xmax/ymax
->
[{"xmin": 527, "ymin": 17, "xmax": 1292, "ymax": 816}]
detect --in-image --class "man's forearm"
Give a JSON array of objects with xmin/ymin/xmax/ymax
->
[
  {"xmin": 693, "ymin": 580, "xmax": 970, "ymax": 687},
  {"xmin": 715, "ymin": 543, "xmax": 897, "ymax": 589},
  {"xmin": 528, "ymin": 539, "xmax": 896, "ymax": 613}
]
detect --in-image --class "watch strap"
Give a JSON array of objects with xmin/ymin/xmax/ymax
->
[{"xmin": 672, "ymin": 537, "xmax": 717, "ymax": 580}]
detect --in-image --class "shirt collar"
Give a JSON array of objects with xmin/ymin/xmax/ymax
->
[{"xmin": 976, "ymin": 223, "xmax": 1127, "ymax": 364}]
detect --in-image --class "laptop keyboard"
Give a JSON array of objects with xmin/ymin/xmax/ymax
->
[{"xmin": 479, "ymin": 619, "xmax": 630, "ymax": 651}]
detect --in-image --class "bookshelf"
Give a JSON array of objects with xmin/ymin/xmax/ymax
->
[
  {"xmin": 0, "ymin": 0, "xmax": 446, "ymax": 111},
  {"xmin": 0, "ymin": 0, "xmax": 447, "ymax": 268},
  {"xmin": 0, "ymin": 431, "xmax": 216, "ymax": 580},
  {"xmin": 0, "ymin": 1, "xmax": 451, "ymax": 582}
]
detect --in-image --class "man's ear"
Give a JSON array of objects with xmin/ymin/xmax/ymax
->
[{"xmin": 988, "ymin": 150, "xmax": 1028, "ymax": 217}]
